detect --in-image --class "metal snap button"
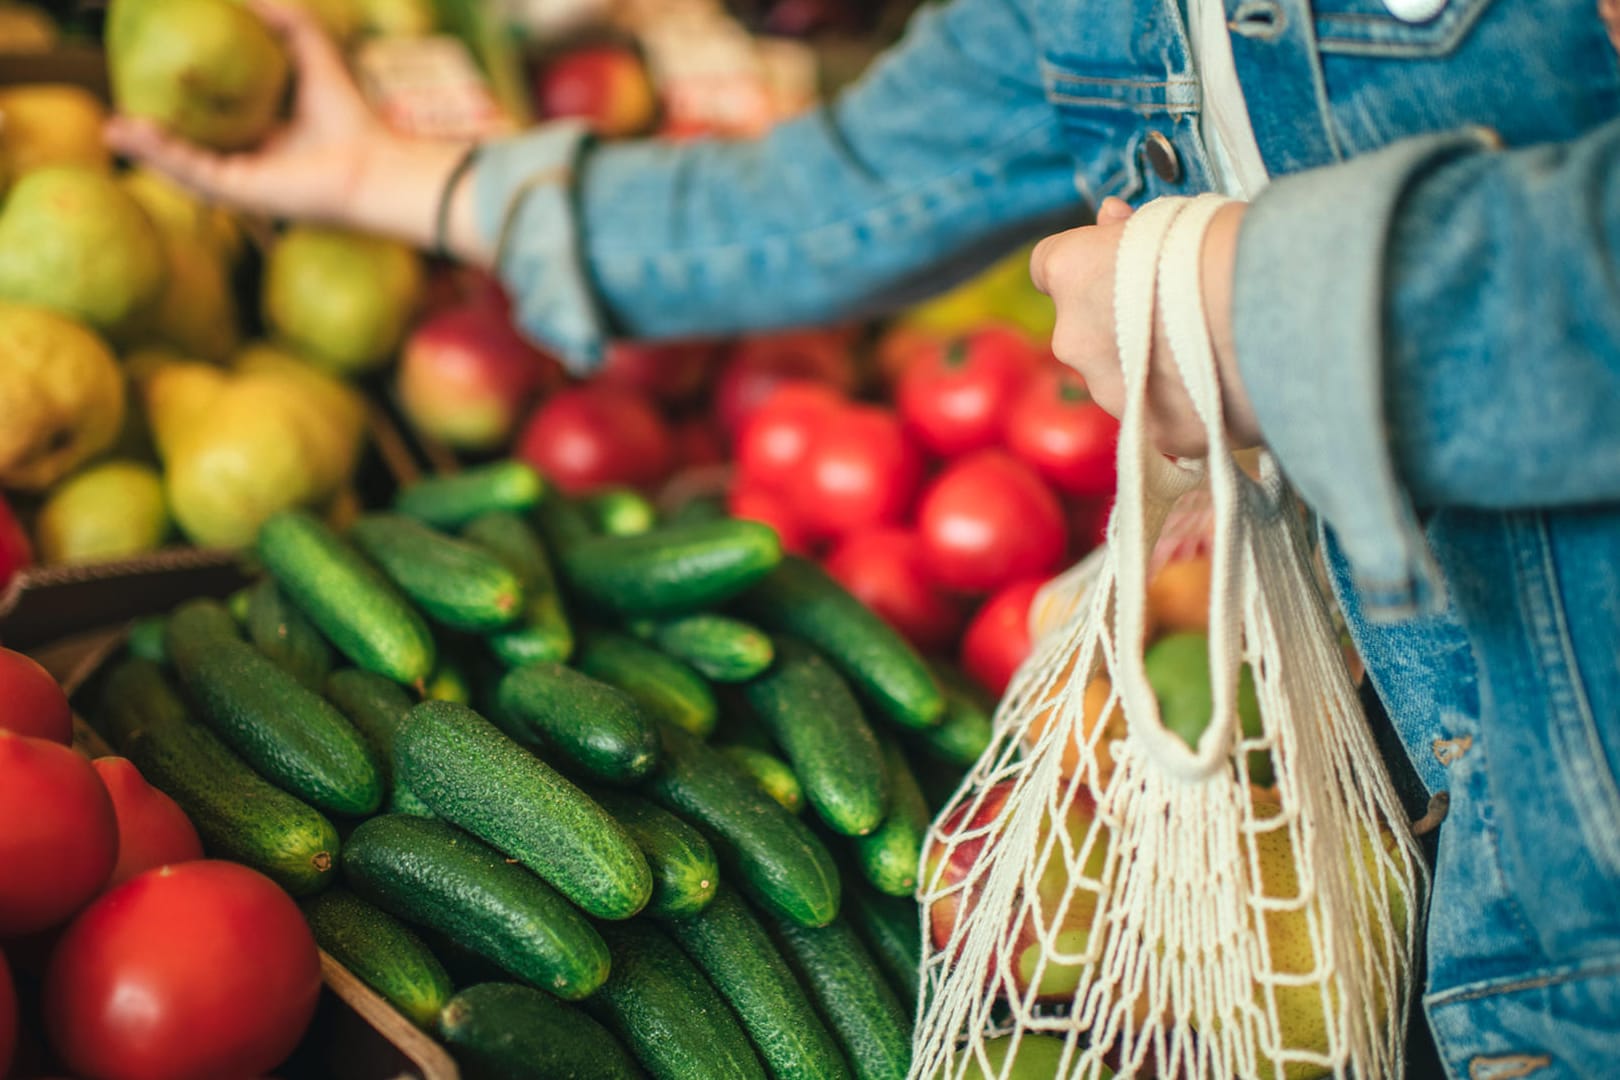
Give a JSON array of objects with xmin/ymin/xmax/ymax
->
[
  {"xmin": 1382, "ymin": 0, "xmax": 1447, "ymax": 22},
  {"xmin": 1143, "ymin": 131, "xmax": 1181, "ymax": 184}
]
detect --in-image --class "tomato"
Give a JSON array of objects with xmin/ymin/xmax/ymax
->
[
  {"xmin": 44, "ymin": 861, "xmax": 321, "ymax": 1080},
  {"xmin": 598, "ymin": 341, "xmax": 721, "ymax": 406},
  {"xmin": 713, "ymin": 328, "xmax": 859, "ymax": 437},
  {"xmin": 1004, "ymin": 366, "xmax": 1120, "ymax": 497},
  {"xmin": 672, "ymin": 417, "xmax": 728, "ymax": 470},
  {"xmin": 823, "ymin": 528, "xmax": 963, "ymax": 654},
  {"xmin": 896, "ymin": 329, "xmax": 1037, "ymax": 457},
  {"xmin": 1070, "ymin": 494, "xmax": 1114, "ymax": 559},
  {"xmin": 516, "ymin": 385, "xmax": 674, "ymax": 495},
  {"xmin": 0, "ymin": 646, "xmax": 72, "ymax": 744},
  {"xmin": 92, "ymin": 758, "xmax": 204, "ymax": 890},
  {"xmin": 790, "ymin": 405, "xmax": 923, "ymax": 539},
  {"xmin": 727, "ymin": 484, "xmax": 813, "ymax": 556},
  {"xmin": 0, "ymin": 493, "xmax": 30, "ymax": 589},
  {"xmin": 0, "ymin": 950, "xmax": 15, "ymax": 1080},
  {"xmin": 734, "ymin": 381, "xmax": 845, "ymax": 492},
  {"xmin": 960, "ymin": 578, "xmax": 1048, "ymax": 696},
  {"xmin": 917, "ymin": 450, "xmax": 1067, "ymax": 595},
  {"xmin": 0, "ymin": 732, "xmax": 118, "ymax": 935},
  {"xmin": 872, "ymin": 324, "xmax": 940, "ymax": 388}
]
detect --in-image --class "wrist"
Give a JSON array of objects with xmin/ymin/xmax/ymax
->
[{"xmin": 344, "ymin": 134, "xmax": 474, "ymax": 252}]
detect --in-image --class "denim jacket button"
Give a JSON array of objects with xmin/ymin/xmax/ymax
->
[
  {"xmin": 1144, "ymin": 131, "xmax": 1182, "ymax": 183},
  {"xmin": 1382, "ymin": 0, "xmax": 1448, "ymax": 22}
]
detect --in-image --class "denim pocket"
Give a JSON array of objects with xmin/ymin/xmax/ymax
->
[
  {"xmin": 1313, "ymin": 0, "xmax": 1498, "ymax": 56},
  {"xmin": 1425, "ymin": 959, "xmax": 1620, "ymax": 1079}
]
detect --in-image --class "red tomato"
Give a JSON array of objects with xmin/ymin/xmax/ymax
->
[
  {"xmin": 872, "ymin": 325, "xmax": 940, "ymax": 388},
  {"xmin": 713, "ymin": 328, "xmax": 859, "ymax": 437},
  {"xmin": 44, "ymin": 861, "xmax": 321, "ymax": 1080},
  {"xmin": 1004, "ymin": 366, "xmax": 1120, "ymax": 497},
  {"xmin": 727, "ymin": 485, "xmax": 812, "ymax": 556},
  {"xmin": 672, "ymin": 417, "xmax": 728, "ymax": 470},
  {"xmin": 735, "ymin": 381, "xmax": 845, "ymax": 492},
  {"xmin": 897, "ymin": 329, "xmax": 1037, "ymax": 457},
  {"xmin": 1070, "ymin": 495, "xmax": 1114, "ymax": 558},
  {"xmin": 0, "ymin": 493, "xmax": 30, "ymax": 589},
  {"xmin": 0, "ymin": 646, "xmax": 72, "ymax": 744},
  {"xmin": 917, "ymin": 450, "xmax": 1068, "ymax": 595},
  {"xmin": 92, "ymin": 758, "xmax": 204, "ymax": 890},
  {"xmin": 961, "ymin": 578, "xmax": 1048, "ymax": 696},
  {"xmin": 790, "ymin": 405, "xmax": 923, "ymax": 539},
  {"xmin": 598, "ymin": 341, "xmax": 721, "ymax": 406},
  {"xmin": 0, "ymin": 950, "xmax": 15, "ymax": 1080},
  {"xmin": 516, "ymin": 385, "xmax": 674, "ymax": 495},
  {"xmin": 823, "ymin": 528, "xmax": 963, "ymax": 654},
  {"xmin": 0, "ymin": 732, "xmax": 118, "ymax": 935}
]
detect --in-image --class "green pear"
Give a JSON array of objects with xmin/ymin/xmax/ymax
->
[
  {"xmin": 1142, "ymin": 631, "xmax": 1270, "ymax": 784},
  {"xmin": 0, "ymin": 85, "xmax": 110, "ymax": 174},
  {"xmin": 932, "ymin": 1036, "xmax": 1100, "ymax": 1079},
  {"xmin": 0, "ymin": 302, "xmax": 126, "ymax": 491},
  {"xmin": 108, "ymin": 0, "xmax": 289, "ymax": 151},
  {"xmin": 0, "ymin": 166, "xmax": 167, "ymax": 335},
  {"xmin": 263, "ymin": 226, "xmax": 424, "ymax": 375},
  {"xmin": 36, "ymin": 460, "xmax": 169, "ymax": 564}
]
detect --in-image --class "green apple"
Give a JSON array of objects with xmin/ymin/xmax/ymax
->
[{"xmin": 1143, "ymin": 632, "xmax": 1271, "ymax": 785}]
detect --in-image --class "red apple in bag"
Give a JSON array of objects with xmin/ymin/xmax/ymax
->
[{"xmin": 534, "ymin": 45, "xmax": 659, "ymax": 139}]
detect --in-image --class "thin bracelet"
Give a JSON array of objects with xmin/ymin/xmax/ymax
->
[{"xmin": 433, "ymin": 143, "xmax": 482, "ymax": 259}]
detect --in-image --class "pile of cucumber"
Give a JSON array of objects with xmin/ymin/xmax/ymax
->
[{"xmin": 96, "ymin": 461, "xmax": 997, "ymax": 1080}]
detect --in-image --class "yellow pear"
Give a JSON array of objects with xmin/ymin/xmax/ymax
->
[
  {"xmin": 0, "ymin": 302, "xmax": 125, "ymax": 490},
  {"xmin": 121, "ymin": 167, "xmax": 244, "ymax": 265},
  {"xmin": 130, "ymin": 229, "xmax": 240, "ymax": 362},
  {"xmin": 263, "ymin": 226, "xmax": 423, "ymax": 376},
  {"xmin": 138, "ymin": 356, "xmax": 229, "ymax": 461},
  {"xmin": 0, "ymin": 85, "xmax": 110, "ymax": 174},
  {"xmin": 36, "ymin": 460, "xmax": 169, "ymax": 563},
  {"xmin": 0, "ymin": 3, "xmax": 56, "ymax": 51},
  {"xmin": 232, "ymin": 371, "xmax": 362, "ymax": 498}
]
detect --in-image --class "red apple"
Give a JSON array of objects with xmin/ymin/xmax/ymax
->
[
  {"xmin": 534, "ymin": 45, "xmax": 658, "ymax": 139},
  {"xmin": 598, "ymin": 340, "xmax": 722, "ymax": 406},
  {"xmin": 516, "ymin": 385, "xmax": 674, "ymax": 494}
]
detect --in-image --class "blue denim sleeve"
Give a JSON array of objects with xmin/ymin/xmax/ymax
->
[
  {"xmin": 1233, "ymin": 118, "xmax": 1620, "ymax": 619},
  {"xmin": 472, "ymin": 0, "xmax": 1083, "ymax": 372}
]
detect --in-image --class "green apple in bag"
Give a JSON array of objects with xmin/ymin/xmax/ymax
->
[{"xmin": 1142, "ymin": 631, "xmax": 1271, "ymax": 786}]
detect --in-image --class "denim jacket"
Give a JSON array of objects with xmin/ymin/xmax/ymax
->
[{"xmin": 472, "ymin": 3, "xmax": 1620, "ymax": 1074}]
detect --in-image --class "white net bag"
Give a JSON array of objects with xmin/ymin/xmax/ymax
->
[{"xmin": 914, "ymin": 195, "xmax": 1427, "ymax": 1080}]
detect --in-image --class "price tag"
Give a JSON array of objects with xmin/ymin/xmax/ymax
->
[{"xmin": 354, "ymin": 35, "xmax": 514, "ymax": 140}]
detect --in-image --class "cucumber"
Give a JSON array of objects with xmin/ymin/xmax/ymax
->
[
  {"xmin": 587, "ymin": 487, "xmax": 657, "ymax": 537},
  {"xmin": 720, "ymin": 746, "xmax": 804, "ymax": 815},
  {"xmin": 225, "ymin": 585, "xmax": 253, "ymax": 623},
  {"xmin": 100, "ymin": 659, "xmax": 340, "ymax": 897},
  {"xmin": 301, "ymin": 888, "xmax": 453, "ymax": 1030},
  {"xmin": 667, "ymin": 494, "xmax": 727, "ymax": 526},
  {"xmin": 165, "ymin": 600, "xmax": 383, "ymax": 816},
  {"xmin": 851, "ymin": 737, "xmax": 929, "ymax": 898},
  {"xmin": 350, "ymin": 514, "xmax": 525, "ymax": 633},
  {"xmin": 494, "ymin": 662, "xmax": 660, "ymax": 785},
  {"xmin": 391, "ymin": 777, "xmax": 437, "ymax": 818},
  {"xmin": 425, "ymin": 650, "xmax": 473, "ymax": 705},
  {"xmin": 590, "ymin": 920, "xmax": 766, "ymax": 1080},
  {"xmin": 643, "ymin": 723, "xmax": 839, "ymax": 928},
  {"xmin": 594, "ymin": 789, "xmax": 718, "ymax": 919},
  {"xmin": 647, "ymin": 614, "xmax": 774, "ymax": 683},
  {"xmin": 343, "ymin": 814, "xmax": 610, "ymax": 1000},
  {"xmin": 663, "ymin": 888, "xmax": 849, "ymax": 1080},
  {"xmin": 738, "ymin": 557, "xmax": 943, "ymax": 731},
  {"xmin": 394, "ymin": 462, "xmax": 545, "ymax": 530},
  {"xmin": 533, "ymin": 494, "xmax": 595, "ymax": 553},
  {"xmin": 395, "ymin": 702, "xmax": 653, "ymax": 920},
  {"xmin": 323, "ymin": 668, "xmax": 412, "ymax": 783},
  {"xmin": 245, "ymin": 577, "xmax": 334, "ymax": 691},
  {"xmin": 258, "ymin": 510, "xmax": 436, "ymax": 687},
  {"xmin": 439, "ymin": 983, "xmax": 642, "ymax": 1080},
  {"xmin": 561, "ymin": 519, "xmax": 782, "ymax": 618},
  {"xmin": 743, "ymin": 638, "xmax": 888, "ymax": 837},
  {"xmin": 845, "ymin": 882, "xmax": 921, "ymax": 1009},
  {"xmin": 575, "ymin": 630, "xmax": 717, "ymax": 738},
  {"xmin": 463, "ymin": 512, "xmax": 573, "ymax": 667},
  {"xmin": 767, "ymin": 913, "xmax": 912, "ymax": 1080},
  {"xmin": 914, "ymin": 664, "xmax": 995, "ymax": 767}
]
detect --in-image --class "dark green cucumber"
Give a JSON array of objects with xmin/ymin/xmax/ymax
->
[
  {"xmin": 644, "ymin": 724, "xmax": 839, "ymax": 928},
  {"xmin": 591, "ymin": 921, "xmax": 766, "ymax": 1080},
  {"xmin": 587, "ymin": 487, "xmax": 657, "ymax": 537},
  {"xmin": 439, "ymin": 983, "xmax": 642, "ymax": 1080},
  {"xmin": 100, "ymin": 659, "xmax": 339, "ymax": 896},
  {"xmin": 663, "ymin": 888, "xmax": 849, "ymax": 1080},
  {"xmin": 494, "ymin": 662, "xmax": 660, "ymax": 784},
  {"xmin": 322, "ymin": 668, "xmax": 412, "ymax": 782},
  {"xmin": 463, "ymin": 512, "xmax": 573, "ymax": 667},
  {"xmin": 845, "ymin": 882, "xmax": 922, "ymax": 1009},
  {"xmin": 594, "ymin": 789, "xmax": 718, "ymax": 919},
  {"xmin": 126, "ymin": 614, "xmax": 167, "ymax": 664},
  {"xmin": 350, "ymin": 514, "xmax": 525, "ymax": 633},
  {"xmin": 257, "ymin": 510, "xmax": 436, "ymax": 687},
  {"xmin": 532, "ymin": 494, "xmax": 595, "ymax": 553},
  {"xmin": 394, "ymin": 462, "xmax": 545, "ymax": 530},
  {"xmin": 395, "ymin": 702, "xmax": 652, "ymax": 920},
  {"xmin": 768, "ymin": 913, "xmax": 912, "ymax": 1080},
  {"xmin": 561, "ymin": 519, "xmax": 782, "ymax": 618},
  {"xmin": 574, "ymin": 630, "xmax": 717, "ymax": 738},
  {"xmin": 720, "ymin": 746, "xmax": 804, "ymax": 815},
  {"xmin": 648, "ymin": 614, "xmax": 774, "ymax": 683},
  {"xmin": 851, "ymin": 737, "xmax": 929, "ymax": 898},
  {"xmin": 165, "ymin": 600, "xmax": 383, "ymax": 816},
  {"xmin": 301, "ymin": 888, "xmax": 453, "ymax": 1030},
  {"xmin": 738, "ymin": 557, "xmax": 943, "ymax": 731},
  {"xmin": 246, "ymin": 577, "xmax": 334, "ymax": 691},
  {"xmin": 391, "ymin": 777, "xmax": 437, "ymax": 818},
  {"xmin": 913, "ymin": 664, "xmax": 995, "ymax": 767},
  {"xmin": 743, "ymin": 638, "xmax": 888, "ymax": 837},
  {"xmin": 343, "ymin": 814, "xmax": 610, "ymax": 1000}
]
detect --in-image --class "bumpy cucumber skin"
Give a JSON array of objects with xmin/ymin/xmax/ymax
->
[
  {"xmin": 350, "ymin": 514, "xmax": 525, "ymax": 633},
  {"xmin": 845, "ymin": 881, "xmax": 922, "ymax": 1009},
  {"xmin": 343, "ymin": 814, "xmax": 610, "ymax": 1000},
  {"xmin": 591, "ymin": 920, "xmax": 767, "ymax": 1080},
  {"xmin": 495, "ymin": 662, "xmax": 660, "ymax": 785},
  {"xmin": 738, "ymin": 557, "xmax": 944, "ymax": 731},
  {"xmin": 532, "ymin": 496, "xmax": 596, "ymax": 554},
  {"xmin": 395, "ymin": 702, "xmax": 652, "ymax": 920},
  {"xmin": 593, "ymin": 789, "xmax": 718, "ymax": 919},
  {"xmin": 587, "ymin": 487, "xmax": 657, "ymax": 537},
  {"xmin": 560, "ymin": 519, "xmax": 782, "ymax": 617},
  {"xmin": 463, "ymin": 512, "xmax": 573, "ymax": 666},
  {"xmin": 650, "ymin": 614, "xmax": 774, "ymax": 683},
  {"xmin": 663, "ymin": 888, "xmax": 850, "ymax": 1080},
  {"xmin": 743, "ymin": 638, "xmax": 889, "ymax": 837},
  {"xmin": 394, "ymin": 462, "xmax": 545, "ymax": 530},
  {"xmin": 301, "ymin": 888, "xmax": 453, "ymax": 1030},
  {"xmin": 643, "ymin": 723, "xmax": 840, "ymax": 929},
  {"xmin": 323, "ymin": 669, "xmax": 412, "ymax": 780},
  {"xmin": 574, "ymin": 630, "xmax": 717, "ymax": 738},
  {"xmin": 100, "ymin": 659, "xmax": 340, "ymax": 897},
  {"xmin": 257, "ymin": 510, "xmax": 436, "ymax": 687},
  {"xmin": 165, "ymin": 599, "xmax": 383, "ymax": 816},
  {"xmin": 851, "ymin": 736, "xmax": 930, "ymax": 898},
  {"xmin": 439, "ymin": 982, "xmax": 642, "ymax": 1080},
  {"xmin": 915, "ymin": 663, "xmax": 995, "ymax": 767},
  {"xmin": 720, "ymin": 745, "xmax": 805, "ymax": 815}
]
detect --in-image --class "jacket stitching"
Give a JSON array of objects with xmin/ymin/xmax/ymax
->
[
  {"xmin": 1425, "ymin": 953, "xmax": 1620, "ymax": 1006},
  {"xmin": 1046, "ymin": 94, "xmax": 1200, "ymax": 116}
]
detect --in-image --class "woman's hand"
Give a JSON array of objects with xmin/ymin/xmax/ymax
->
[{"xmin": 1029, "ymin": 196, "xmax": 1261, "ymax": 458}]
